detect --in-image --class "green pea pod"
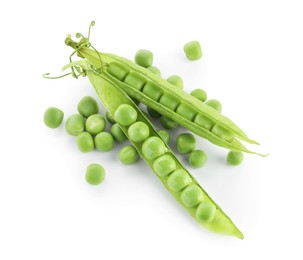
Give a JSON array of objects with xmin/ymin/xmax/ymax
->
[
  {"xmin": 82, "ymin": 67, "xmax": 243, "ymax": 239},
  {"xmin": 65, "ymin": 36, "xmax": 266, "ymax": 156}
]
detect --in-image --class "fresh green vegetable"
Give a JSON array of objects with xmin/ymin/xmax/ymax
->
[
  {"xmin": 153, "ymin": 154, "xmax": 176, "ymax": 177},
  {"xmin": 190, "ymin": 89, "xmax": 207, "ymax": 102},
  {"xmin": 94, "ymin": 132, "xmax": 114, "ymax": 151},
  {"xmin": 176, "ymin": 133, "xmax": 197, "ymax": 154},
  {"xmin": 43, "ymin": 107, "xmax": 64, "ymax": 128},
  {"xmin": 157, "ymin": 129, "xmax": 170, "ymax": 144},
  {"xmin": 206, "ymin": 99, "xmax": 222, "ymax": 113},
  {"xmin": 65, "ymin": 114, "xmax": 85, "ymax": 136},
  {"xmin": 85, "ymin": 163, "xmax": 105, "ymax": 185},
  {"xmin": 142, "ymin": 136, "xmax": 167, "ymax": 160},
  {"xmin": 147, "ymin": 66, "xmax": 161, "ymax": 76},
  {"xmin": 167, "ymin": 75, "xmax": 184, "ymax": 89},
  {"xmin": 189, "ymin": 150, "xmax": 207, "ymax": 168},
  {"xmin": 77, "ymin": 96, "xmax": 99, "ymax": 118},
  {"xmin": 183, "ymin": 41, "xmax": 202, "ymax": 61},
  {"xmin": 196, "ymin": 202, "xmax": 217, "ymax": 224},
  {"xmin": 128, "ymin": 121, "xmax": 150, "ymax": 142},
  {"xmin": 160, "ymin": 116, "xmax": 178, "ymax": 130},
  {"xmin": 167, "ymin": 169, "xmax": 192, "ymax": 192},
  {"xmin": 114, "ymin": 104, "xmax": 137, "ymax": 126},
  {"xmin": 227, "ymin": 151, "xmax": 244, "ymax": 166},
  {"xmin": 181, "ymin": 184, "xmax": 204, "ymax": 208},
  {"xmin": 85, "ymin": 114, "xmax": 106, "ymax": 135},
  {"xmin": 111, "ymin": 123, "xmax": 128, "ymax": 142},
  {"xmin": 119, "ymin": 145, "xmax": 139, "ymax": 164},
  {"xmin": 106, "ymin": 111, "xmax": 115, "ymax": 124},
  {"xmin": 135, "ymin": 49, "xmax": 153, "ymax": 68},
  {"xmin": 76, "ymin": 132, "xmax": 94, "ymax": 152}
]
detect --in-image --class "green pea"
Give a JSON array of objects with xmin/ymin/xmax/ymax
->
[
  {"xmin": 183, "ymin": 41, "xmax": 202, "ymax": 61},
  {"xmin": 111, "ymin": 123, "xmax": 128, "ymax": 142},
  {"xmin": 124, "ymin": 71, "xmax": 146, "ymax": 91},
  {"xmin": 189, "ymin": 150, "xmax": 207, "ymax": 168},
  {"xmin": 135, "ymin": 49, "xmax": 153, "ymax": 68},
  {"xmin": 194, "ymin": 114, "xmax": 214, "ymax": 130},
  {"xmin": 157, "ymin": 130, "xmax": 170, "ymax": 144},
  {"xmin": 107, "ymin": 62, "xmax": 130, "ymax": 81},
  {"xmin": 85, "ymin": 114, "xmax": 106, "ymax": 135},
  {"xmin": 211, "ymin": 124, "xmax": 234, "ymax": 142},
  {"xmin": 167, "ymin": 169, "xmax": 192, "ymax": 192},
  {"xmin": 181, "ymin": 184, "xmax": 204, "ymax": 208},
  {"xmin": 160, "ymin": 116, "xmax": 178, "ymax": 130},
  {"xmin": 77, "ymin": 96, "xmax": 99, "ymax": 118},
  {"xmin": 147, "ymin": 106, "xmax": 161, "ymax": 119},
  {"xmin": 65, "ymin": 114, "xmax": 85, "ymax": 136},
  {"xmin": 119, "ymin": 145, "xmax": 139, "ymax": 165},
  {"xmin": 128, "ymin": 122, "xmax": 150, "ymax": 142},
  {"xmin": 147, "ymin": 66, "xmax": 161, "ymax": 76},
  {"xmin": 43, "ymin": 107, "xmax": 64, "ymax": 129},
  {"xmin": 227, "ymin": 151, "xmax": 244, "ymax": 166},
  {"xmin": 76, "ymin": 132, "xmax": 94, "ymax": 152},
  {"xmin": 205, "ymin": 99, "xmax": 222, "ymax": 113},
  {"xmin": 196, "ymin": 202, "xmax": 216, "ymax": 224},
  {"xmin": 106, "ymin": 111, "xmax": 115, "ymax": 124},
  {"xmin": 190, "ymin": 89, "xmax": 207, "ymax": 102},
  {"xmin": 159, "ymin": 93, "xmax": 180, "ymax": 111},
  {"xmin": 153, "ymin": 154, "xmax": 176, "ymax": 177},
  {"xmin": 176, "ymin": 103, "xmax": 197, "ymax": 121},
  {"xmin": 85, "ymin": 163, "xmax": 105, "ymax": 185},
  {"xmin": 142, "ymin": 137, "xmax": 166, "ymax": 160},
  {"xmin": 114, "ymin": 104, "xmax": 137, "ymax": 126},
  {"xmin": 142, "ymin": 81, "xmax": 163, "ymax": 101},
  {"xmin": 94, "ymin": 132, "xmax": 114, "ymax": 152},
  {"xmin": 176, "ymin": 133, "xmax": 196, "ymax": 154},
  {"xmin": 167, "ymin": 75, "xmax": 184, "ymax": 89}
]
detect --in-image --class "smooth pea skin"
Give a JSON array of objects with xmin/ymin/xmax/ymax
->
[
  {"xmin": 76, "ymin": 132, "xmax": 94, "ymax": 152},
  {"xmin": 147, "ymin": 66, "xmax": 161, "ymax": 76},
  {"xmin": 160, "ymin": 116, "xmax": 178, "ymax": 130},
  {"xmin": 167, "ymin": 169, "xmax": 192, "ymax": 192},
  {"xmin": 189, "ymin": 150, "xmax": 207, "ymax": 168},
  {"xmin": 205, "ymin": 99, "xmax": 222, "ymax": 113},
  {"xmin": 227, "ymin": 151, "xmax": 244, "ymax": 166},
  {"xmin": 167, "ymin": 75, "xmax": 184, "ymax": 89},
  {"xmin": 114, "ymin": 104, "xmax": 137, "ymax": 126},
  {"xmin": 43, "ymin": 107, "xmax": 64, "ymax": 129},
  {"xmin": 190, "ymin": 89, "xmax": 207, "ymax": 102},
  {"xmin": 128, "ymin": 121, "xmax": 150, "ymax": 142},
  {"xmin": 85, "ymin": 114, "xmax": 106, "ymax": 135},
  {"xmin": 85, "ymin": 163, "xmax": 105, "ymax": 185},
  {"xmin": 196, "ymin": 202, "xmax": 216, "ymax": 224},
  {"xmin": 142, "ymin": 137, "xmax": 166, "ymax": 160},
  {"xmin": 183, "ymin": 41, "xmax": 202, "ymax": 61},
  {"xmin": 135, "ymin": 49, "xmax": 153, "ymax": 68},
  {"xmin": 106, "ymin": 111, "xmax": 115, "ymax": 124},
  {"xmin": 157, "ymin": 130, "xmax": 170, "ymax": 144},
  {"xmin": 176, "ymin": 133, "xmax": 197, "ymax": 154},
  {"xmin": 94, "ymin": 132, "xmax": 114, "ymax": 152},
  {"xmin": 181, "ymin": 184, "xmax": 204, "ymax": 208},
  {"xmin": 77, "ymin": 96, "xmax": 99, "ymax": 118},
  {"xmin": 65, "ymin": 114, "xmax": 85, "ymax": 136},
  {"xmin": 119, "ymin": 145, "xmax": 139, "ymax": 165},
  {"xmin": 111, "ymin": 123, "xmax": 128, "ymax": 142},
  {"xmin": 153, "ymin": 154, "xmax": 176, "ymax": 177}
]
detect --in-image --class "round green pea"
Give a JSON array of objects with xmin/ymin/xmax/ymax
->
[
  {"xmin": 111, "ymin": 123, "xmax": 128, "ymax": 142},
  {"xmin": 85, "ymin": 114, "xmax": 106, "ymax": 135},
  {"xmin": 85, "ymin": 163, "xmax": 105, "ymax": 185},
  {"xmin": 106, "ymin": 112, "xmax": 115, "ymax": 124},
  {"xmin": 196, "ymin": 202, "xmax": 216, "ymax": 224},
  {"xmin": 147, "ymin": 106, "xmax": 161, "ymax": 119},
  {"xmin": 167, "ymin": 169, "xmax": 192, "ymax": 192},
  {"xmin": 76, "ymin": 132, "xmax": 94, "ymax": 152},
  {"xmin": 183, "ymin": 41, "xmax": 202, "ymax": 61},
  {"xmin": 180, "ymin": 184, "xmax": 204, "ymax": 208},
  {"xmin": 128, "ymin": 122, "xmax": 150, "ymax": 142},
  {"xmin": 190, "ymin": 89, "xmax": 207, "ymax": 102},
  {"xmin": 119, "ymin": 145, "xmax": 139, "ymax": 165},
  {"xmin": 65, "ymin": 114, "xmax": 85, "ymax": 136},
  {"xmin": 205, "ymin": 99, "xmax": 222, "ymax": 113},
  {"xmin": 153, "ymin": 154, "xmax": 176, "ymax": 177},
  {"xmin": 189, "ymin": 150, "xmax": 207, "ymax": 168},
  {"xmin": 135, "ymin": 49, "xmax": 153, "ymax": 68},
  {"xmin": 176, "ymin": 133, "xmax": 197, "ymax": 154},
  {"xmin": 160, "ymin": 116, "xmax": 178, "ymax": 130},
  {"xmin": 147, "ymin": 66, "xmax": 161, "ymax": 76},
  {"xmin": 227, "ymin": 151, "xmax": 244, "ymax": 166},
  {"xmin": 94, "ymin": 132, "xmax": 114, "ymax": 152},
  {"xmin": 157, "ymin": 130, "xmax": 170, "ymax": 144},
  {"xmin": 167, "ymin": 75, "xmax": 183, "ymax": 89},
  {"xmin": 114, "ymin": 104, "xmax": 137, "ymax": 126},
  {"xmin": 77, "ymin": 96, "xmax": 99, "ymax": 118},
  {"xmin": 142, "ymin": 137, "xmax": 166, "ymax": 160},
  {"xmin": 43, "ymin": 107, "xmax": 64, "ymax": 129}
]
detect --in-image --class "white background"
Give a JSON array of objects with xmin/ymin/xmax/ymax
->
[{"xmin": 1, "ymin": 0, "xmax": 303, "ymax": 259}]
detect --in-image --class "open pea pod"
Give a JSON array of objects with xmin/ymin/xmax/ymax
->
[
  {"xmin": 65, "ymin": 36, "xmax": 265, "ymax": 156},
  {"xmin": 85, "ymin": 68, "xmax": 244, "ymax": 239}
]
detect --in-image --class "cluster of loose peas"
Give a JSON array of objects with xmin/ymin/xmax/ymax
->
[{"xmin": 44, "ymin": 40, "xmax": 243, "ymax": 185}]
